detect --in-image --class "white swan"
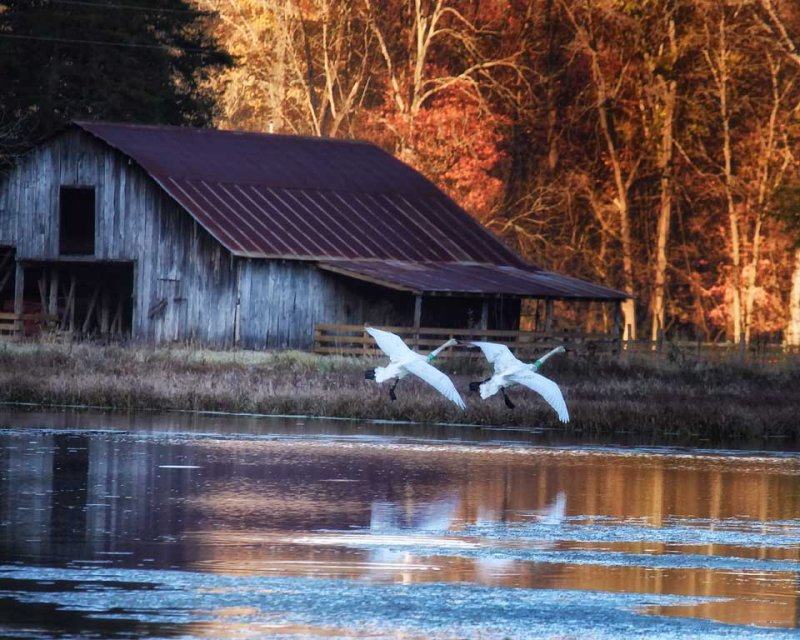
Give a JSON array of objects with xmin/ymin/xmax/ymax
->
[
  {"xmin": 467, "ymin": 342, "xmax": 569, "ymax": 422},
  {"xmin": 364, "ymin": 327, "xmax": 465, "ymax": 409}
]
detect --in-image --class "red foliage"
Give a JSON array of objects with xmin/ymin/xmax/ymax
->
[{"xmin": 364, "ymin": 90, "xmax": 507, "ymax": 222}]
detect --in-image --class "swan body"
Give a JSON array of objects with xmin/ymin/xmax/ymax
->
[
  {"xmin": 468, "ymin": 342, "xmax": 569, "ymax": 423},
  {"xmin": 365, "ymin": 327, "xmax": 465, "ymax": 409}
]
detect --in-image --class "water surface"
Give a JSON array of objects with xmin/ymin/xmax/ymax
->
[{"xmin": 1, "ymin": 408, "xmax": 799, "ymax": 638}]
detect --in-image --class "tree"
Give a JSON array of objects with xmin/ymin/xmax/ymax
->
[
  {"xmin": 698, "ymin": 0, "xmax": 799, "ymax": 343},
  {"xmin": 561, "ymin": 0, "xmax": 645, "ymax": 339},
  {"xmin": 0, "ymin": 0, "xmax": 231, "ymax": 156}
]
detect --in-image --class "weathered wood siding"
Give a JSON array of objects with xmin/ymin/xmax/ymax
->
[
  {"xmin": 0, "ymin": 128, "xmax": 239, "ymax": 345},
  {"xmin": 237, "ymin": 261, "xmax": 412, "ymax": 349},
  {"xmin": 0, "ymin": 171, "xmax": 16, "ymax": 249}
]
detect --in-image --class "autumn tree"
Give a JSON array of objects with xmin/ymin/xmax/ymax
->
[
  {"xmin": 196, "ymin": 0, "xmax": 800, "ymax": 344},
  {"xmin": 197, "ymin": 0, "xmax": 375, "ymax": 136},
  {"xmin": 697, "ymin": 1, "xmax": 799, "ymax": 343}
]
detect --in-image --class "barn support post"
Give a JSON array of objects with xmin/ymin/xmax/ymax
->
[
  {"xmin": 233, "ymin": 261, "xmax": 242, "ymax": 348},
  {"xmin": 100, "ymin": 286, "xmax": 110, "ymax": 335},
  {"xmin": 413, "ymin": 293, "xmax": 422, "ymax": 347},
  {"xmin": 544, "ymin": 299, "xmax": 554, "ymax": 332},
  {"xmin": 61, "ymin": 273, "xmax": 76, "ymax": 331},
  {"xmin": 37, "ymin": 273, "xmax": 47, "ymax": 311},
  {"xmin": 480, "ymin": 299, "xmax": 489, "ymax": 330},
  {"xmin": 82, "ymin": 285, "xmax": 100, "ymax": 334},
  {"xmin": 613, "ymin": 300, "xmax": 623, "ymax": 339},
  {"xmin": 13, "ymin": 262, "xmax": 24, "ymax": 336},
  {"xmin": 0, "ymin": 251, "xmax": 12, "ymax": 295},
  {"xmin": 49, "ymin": 267, "xmax": 59, "ymax": 317}
]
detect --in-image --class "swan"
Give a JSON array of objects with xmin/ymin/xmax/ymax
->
[
  {"xmin": 466, "ymin": 342, "xmax": 569, "ymax": 422},
  {"xmin": 364, "ymin": 327, "xmax": 465, "ymax": 409}
]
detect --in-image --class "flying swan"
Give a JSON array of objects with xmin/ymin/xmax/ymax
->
[
  {"xmin": 364, "ymin": 327, "xmax": 465, "ymax": 409},
  {"xmin": 466, "ymin": 342, "xmax": 569, "ymax": 422}
]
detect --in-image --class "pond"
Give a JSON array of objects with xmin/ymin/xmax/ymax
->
[{"xmin": 0, "ymin": 408, "xmax": 799, "ymax": 638}]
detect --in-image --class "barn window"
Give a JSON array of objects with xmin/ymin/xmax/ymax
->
[{"xmin": 59, "ymin": 187, "xmax": 95, "ymax": 255}]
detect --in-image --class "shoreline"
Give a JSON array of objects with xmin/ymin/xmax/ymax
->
[{"xmin": 1, "ymin": 341, "xmax": 798, "ymax": 442}]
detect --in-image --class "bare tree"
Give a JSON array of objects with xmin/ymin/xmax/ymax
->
[
  {"xmin": 562, "ymin": 0, "xmax": 642, "ymax": 339},
  {"xmin": 644, "ymin": 3, "xmax": 680, "ymax": 342},
  {"xmin": 198, "ymin": 0, "xmax": 374, "ymax": 136},
  {"xmin": 362, "ymin": 0, "xmax": 522, "ymax": 155}
]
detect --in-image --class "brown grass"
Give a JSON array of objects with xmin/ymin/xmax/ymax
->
[{"xmin": 0, "ymin": 341, "xmax": 798, "ymax": 439}]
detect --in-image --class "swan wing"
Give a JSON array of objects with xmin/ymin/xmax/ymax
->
[
  {"xmin": 403, "ymin": 358, "xmax": 466, "ymax": 409},
  {"xmin": 468, "ymin": 342, "xmax": 519, "ymax": 374},
  {"xmin": 507, "ymin": 369, "xmax": 570, "ymax": 423},
  {"xmin": 365, "ymin": 327, "xmax": 413, "ymax": 362}
]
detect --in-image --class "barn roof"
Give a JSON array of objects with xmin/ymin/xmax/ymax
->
[
  {"xmin": 318, "ymin": 261, "xmax": 626, "ymax": 299},
  {"xmin": 73, "ymin": 121, "xmax": 628, "ymax": 300}
]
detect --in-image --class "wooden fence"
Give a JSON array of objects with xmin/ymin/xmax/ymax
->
[
  {"xmin": 0, "ymin": 312, "xmax": 59, "ymax": 338},
  {"xmin": 314, "ymin": 323, "xmax": 800, "ymax": 363}
]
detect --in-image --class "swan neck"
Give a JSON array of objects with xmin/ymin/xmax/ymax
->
[
  {"xmin": 428, "ymin": 338, "xmax": 455, "ymax": 361},
  {"xmin": 532, "ymin": 345, "xmax": 565, "ymax": 370}
]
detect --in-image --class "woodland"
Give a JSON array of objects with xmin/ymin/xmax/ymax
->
[{"xmin": 1, "ymin": 0, "xmax": 800, "ymax": 345}]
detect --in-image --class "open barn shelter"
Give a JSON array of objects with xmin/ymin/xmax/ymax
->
[{"xmin": 0, "ymin": 121, "xmax": 627, "ymax": 348}]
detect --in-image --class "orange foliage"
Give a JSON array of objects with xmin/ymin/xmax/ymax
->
[{"xmin": 365, "ymin": 90, "xmax": 507, "ymax": 222}]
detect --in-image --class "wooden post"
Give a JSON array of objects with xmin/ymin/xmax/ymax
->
[
  {"xmin": 82, "ymin": 285, "xmax": 100, "ymax": 334},
  {"xmin": 49, "ymin": 267, "xmax": 59, "ymax": 317},
  {"xmin": 111, "ymin": 294, "xmax": 123, "ymax": 335},
  {"xmin": 480, "ymin": 299, "xmax": 489, "ymax": 330},
  {"xmin": 613, "ymin": 300, "xmax": 623, "ymax": 338},
  {"xmin": 100, "ymin": 286, "xmax": 110, "ymax": 335},
  {"xmin": 68, "ymin": 273, "xmax": 76, "ymax": 333},
  {"xmin": 544, "ymin": 299, "xmax": 554, "ymax": 332},
  {"xmin": 413, "ymin": 294, "xmax": 422, "ymax": 347},
  {"xmin": 13, "ymin": 262, "xmax": 24, "ymax": 336},
  {"xmin": 38, "ymin": 274, "xmax": 47, "ymax": 312},
  {"xmin": 61, "ymin": 275, "xmax": 76, "ymax": 330},
  {"xmin": 233, "ymin": 261, "xmax": 242, "ymax": 348},
  {"xmin": 0, "ymin": 269, "xmax": 11, "ymax": 297}
]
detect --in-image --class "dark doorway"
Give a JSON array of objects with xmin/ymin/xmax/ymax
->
[
  {"xmin": 59, "ymin": 187, "xmax": 96, "ymax": 255},
  {"xmin": 18, "ymin": 261, "xmax": 134, "ymax": 338}
]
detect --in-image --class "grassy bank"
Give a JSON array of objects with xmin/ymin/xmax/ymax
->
[{"xmin": 0, "ymin": 341, "xmax": 798, "ymax": 439}]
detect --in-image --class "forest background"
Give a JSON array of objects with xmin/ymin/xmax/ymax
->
[{"xmin": 2, "ymin": 0, "xmax": 800, "ymax": 345}]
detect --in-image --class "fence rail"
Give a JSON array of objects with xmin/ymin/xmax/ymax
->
[
  {"xmin": 314, "ymin": 323, "xmax": 800, "ymax": 362},
  {"xmin": 0, "ymin": 312, "xmax": 59, "ymax": 338}
]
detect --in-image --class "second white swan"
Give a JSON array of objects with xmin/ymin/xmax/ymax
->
[{"xmin": 467, "ymin": 342, "xmax": 569, "ymax": 422}]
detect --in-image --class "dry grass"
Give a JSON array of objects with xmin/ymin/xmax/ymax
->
[{"xmin": 0, "ymin": 340, "xmax": 798, "ymax": 439}]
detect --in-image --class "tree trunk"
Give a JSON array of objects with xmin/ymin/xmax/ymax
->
[
  {"xmin": 787, "ymin": 248, "xmax": 800, "ymax": 346},
  {"xmin": 650, "ymin": 18, "xmax": 677, "ymax": 342},
  {"xmin": 588, "ymin": 41, "xmax": 637, "ymax": 339},
  {"xmin": 706, "ymin": 14, "xmax": 742, "ymax": 343}
]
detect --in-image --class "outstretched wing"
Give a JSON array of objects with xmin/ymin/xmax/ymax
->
[
  {"xmin": 403, "ymin": 358, "xmax": 466, "ymax": 409},
  {"xmin": 468, "ymin": 341, "xmax": 519, "ymax": 374},
  {"xmin": 366, "ymin": 327, "xmax": 413, "ymax": 362},
  {"xmin": 507, "ymin": 369, "xmax": 570, "ymax": 423}
]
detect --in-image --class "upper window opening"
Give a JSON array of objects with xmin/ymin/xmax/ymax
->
[{"xmin": 59, "ymin": 187, "xmax": 95, "ymax": 255}]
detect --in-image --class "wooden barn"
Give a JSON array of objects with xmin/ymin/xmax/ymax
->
[{"xmin": 0, "ymin": 121, "xmax": 627, "ymax": 348}]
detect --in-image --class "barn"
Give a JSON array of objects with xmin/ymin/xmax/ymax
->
[{"xmin": 0, "ymin": 121, "xmax": 627, "ymax": 348}]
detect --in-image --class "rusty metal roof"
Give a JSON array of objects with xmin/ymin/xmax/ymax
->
[
  {"xmin": 73, "ymin": 121, "xmax": 627, "ymax": 300},
  {"xmin": 319, "ymin": 261, "xmax": 628, "ymax": 299},
  {"xmin": 75, "ymin": 121, "xmax": 522, "ymax": 264}
]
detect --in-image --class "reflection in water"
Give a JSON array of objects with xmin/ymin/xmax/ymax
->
[{"xmin": 0, "ymin": 409, "xmax": 799, "ymax": 637}]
